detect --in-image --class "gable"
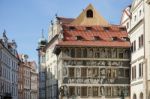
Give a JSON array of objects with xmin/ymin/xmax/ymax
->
[{"xmin": 71, "ymin": 4, "xmax": 109, "ymax": 26}]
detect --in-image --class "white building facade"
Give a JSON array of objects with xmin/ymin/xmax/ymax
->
[
  {"xmin": 0, "ymin": 32, "xmax": 19, "ymax": 99},
  {"xmin": 45, "ymin": 16, "xmax": 74, "ymax": 99},
  {"xmin": 121, "ymin": 0, "xmax": 150, "ymax": 99}
]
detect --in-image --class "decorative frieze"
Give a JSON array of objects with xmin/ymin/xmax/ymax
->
[
  {"xmin": 61, "ymin": 86, "xmax": 130, "ymax": 97},
  {"xmin": 64, "ymin": 60, "xmax": 129, "ymax": 67},
  {"xmin": 62, "ymin": 47, "xmax": 130, "ymax": 59}
]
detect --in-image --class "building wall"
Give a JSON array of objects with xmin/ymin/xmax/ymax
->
[
  {"xmin": 18, "ymin": 55, "xmax": 38, "ymax": 99},
  {"xmin": 18, "ymin": 62, "xmax": 24, "ymax": 99},
  {"xmin": 46, "ymin": 44, "xmax": 58, "ymax": 99},
  {"xmin": 0, "ymin": 35, "xmax": 19, "ymax": 99},
  {"xmin": 31, "ymin": 72, "xmax": 38, "ymax": 99},
  {"xmin": 121, "ymin": 0, "xmax": 150, "ymax": 98},
  {"xmin": 144, "ymin": 0, "xmax": 150, "ymax": 98},
  {"xmin": 57, "ymin": 47, "xmax": 130, "ymax": 99},
  {"xmin": 46, "ymin": 18, "xmax": 62, "ymax": 99}
]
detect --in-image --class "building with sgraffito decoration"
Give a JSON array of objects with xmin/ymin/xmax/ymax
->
[{"xmin": 53, "ymin": 4, "xmax": 131, "ymax": 99}]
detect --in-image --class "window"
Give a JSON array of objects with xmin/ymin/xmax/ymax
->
[
  {"xmin": 69, "ymin": 86, "xmax": 75, "ymax": 96},
  {"xmin": 103, "ymin": 27, "xmax": 110, "ymax": 31},
  {"xmin": 134, "ymin": 15, "xmax": 137, "ymax": 21},
  {"xmin": 112, "ymin": 37, "xmax": 118, "ymax": 41},
  {"xmin": 134, "ymin": 41, "xmax": 136, "ymax": 51},
  {"xmin": 86, "ymin": 27, "xmax": 92, "ymax": 31},
  {"xmin": 93, "ymin": 87, "xmax": 98, "ymax": 96},
  {"xmin": 139, "ymin": 10, "xmax": 142, "ymax": 16},
  {"xmin": 81, "ymin": 68, "xmax": 87, "ymax": 77},
  {"xmin": 70, "ymin": 49, "xmax": 75, "ymax": 58},
  {"xmin": 132, "ymin": 40, "xmax": 136, "ymax": 52},
  {"xmin": 132, "ymin": 66, "xmax": 136, "ymax": 80},
  {"xmin": 76, "ymin": 36, "xmax": 83, "ymax": 40},
  {"xmin": 140, "ymin": 92, "xmax": 143, "ymax": 99},
  {"xmin": 126, "ymin": 22, "xmax": 129, "ymax": 29},
  {"xmin": 81, "ymin": 87, "xmax": 87, "ymax": 96},
  {"xmin": 133, "ymin": 94, "xmax": 137, "ymax": 99},
  {"xmin": 125, "ymin": 69, "xmax": 130, "ymax": 77},
  {"xmin": 88, "ymin": 87, "xmax": 92, "ymax": 96},
  {"xmin": 139, "ymin": 34, "xmax": 144, "ymax": 48},
  {"xmin": 41, "ymin": 56, "xmax": 45, "ymax": 63},
  {"xmin": 76, "ymin": 48, "xmax": 81, "ymax": 58},
  {"xmin": 94, "ymin": 36, "xmax": 101, "ymax": 41},
  {"xmin": 69, "ymin": 26, "xmax": 75, "ymax": 31},
  {"xmin": 64, "ymin": 49, "xmax": 70, "ymax": 57},
  {"xmin": 83, "ymin": 48, "xmax": 87, "ymax": 58},
  {"xmin": 92, "ymin": 68, "xmax": 99, "ymax": 77},
  {"xmin": 69, "ymin": 68, "xmax": 74, "ymax": 77},
  {"xmin": 122, "ymin": 37, "xmax": 130, "ymax": 41},
  {"xmin": 120, "ymin": 27, "xmax": 126, "ymax": 31},
  {"xmin": 106, "ymin": 87, "xmax": 111, "ymax": 96},
  {"xmin": 139, "ymin": 63, "xmax": 143, "ymax": 77},
  {"xmin": 86, "ymin": 9, "xmax": 93, "ymax": 18},
  {"xmin": 141, "ymin": 35, "xmax": 144, "ymax": 46},
  {"xmin": 119, "ymin": 52, "xmax": 123, "ymax": 58}
]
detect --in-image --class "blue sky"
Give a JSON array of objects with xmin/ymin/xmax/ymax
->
[{"xmin": 0, "ymin": 0, "xmax": 132, "ymax": 62}]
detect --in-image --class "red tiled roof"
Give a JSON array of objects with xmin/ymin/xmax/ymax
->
[
  {"xmin": 57, "ymin": 41, "xmax": 130, "ymax": 47},
  {"xmin": 57, "ymin": 25, "xmax": 130, "ymax": 47}
]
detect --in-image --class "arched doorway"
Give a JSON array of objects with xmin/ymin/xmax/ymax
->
[
  {"xmin": 140, "ymin": 92, "xmax": 143, "ymax": 99},
  {"xmin": 133, "ymin": 94, "xmax": 136, "ymax": 99}
]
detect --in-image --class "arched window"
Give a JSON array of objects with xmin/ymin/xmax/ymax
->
[
  {"xmin": 140, "ymin": 92, "xmax": 143, "ymax": 99},
  {"xmin": 133, "ymin": 94, "xmax": 137, "ymax": 99},
  {"xmin": 86, "ymin": 9, "xmax": 93, "ymax": 18}
]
